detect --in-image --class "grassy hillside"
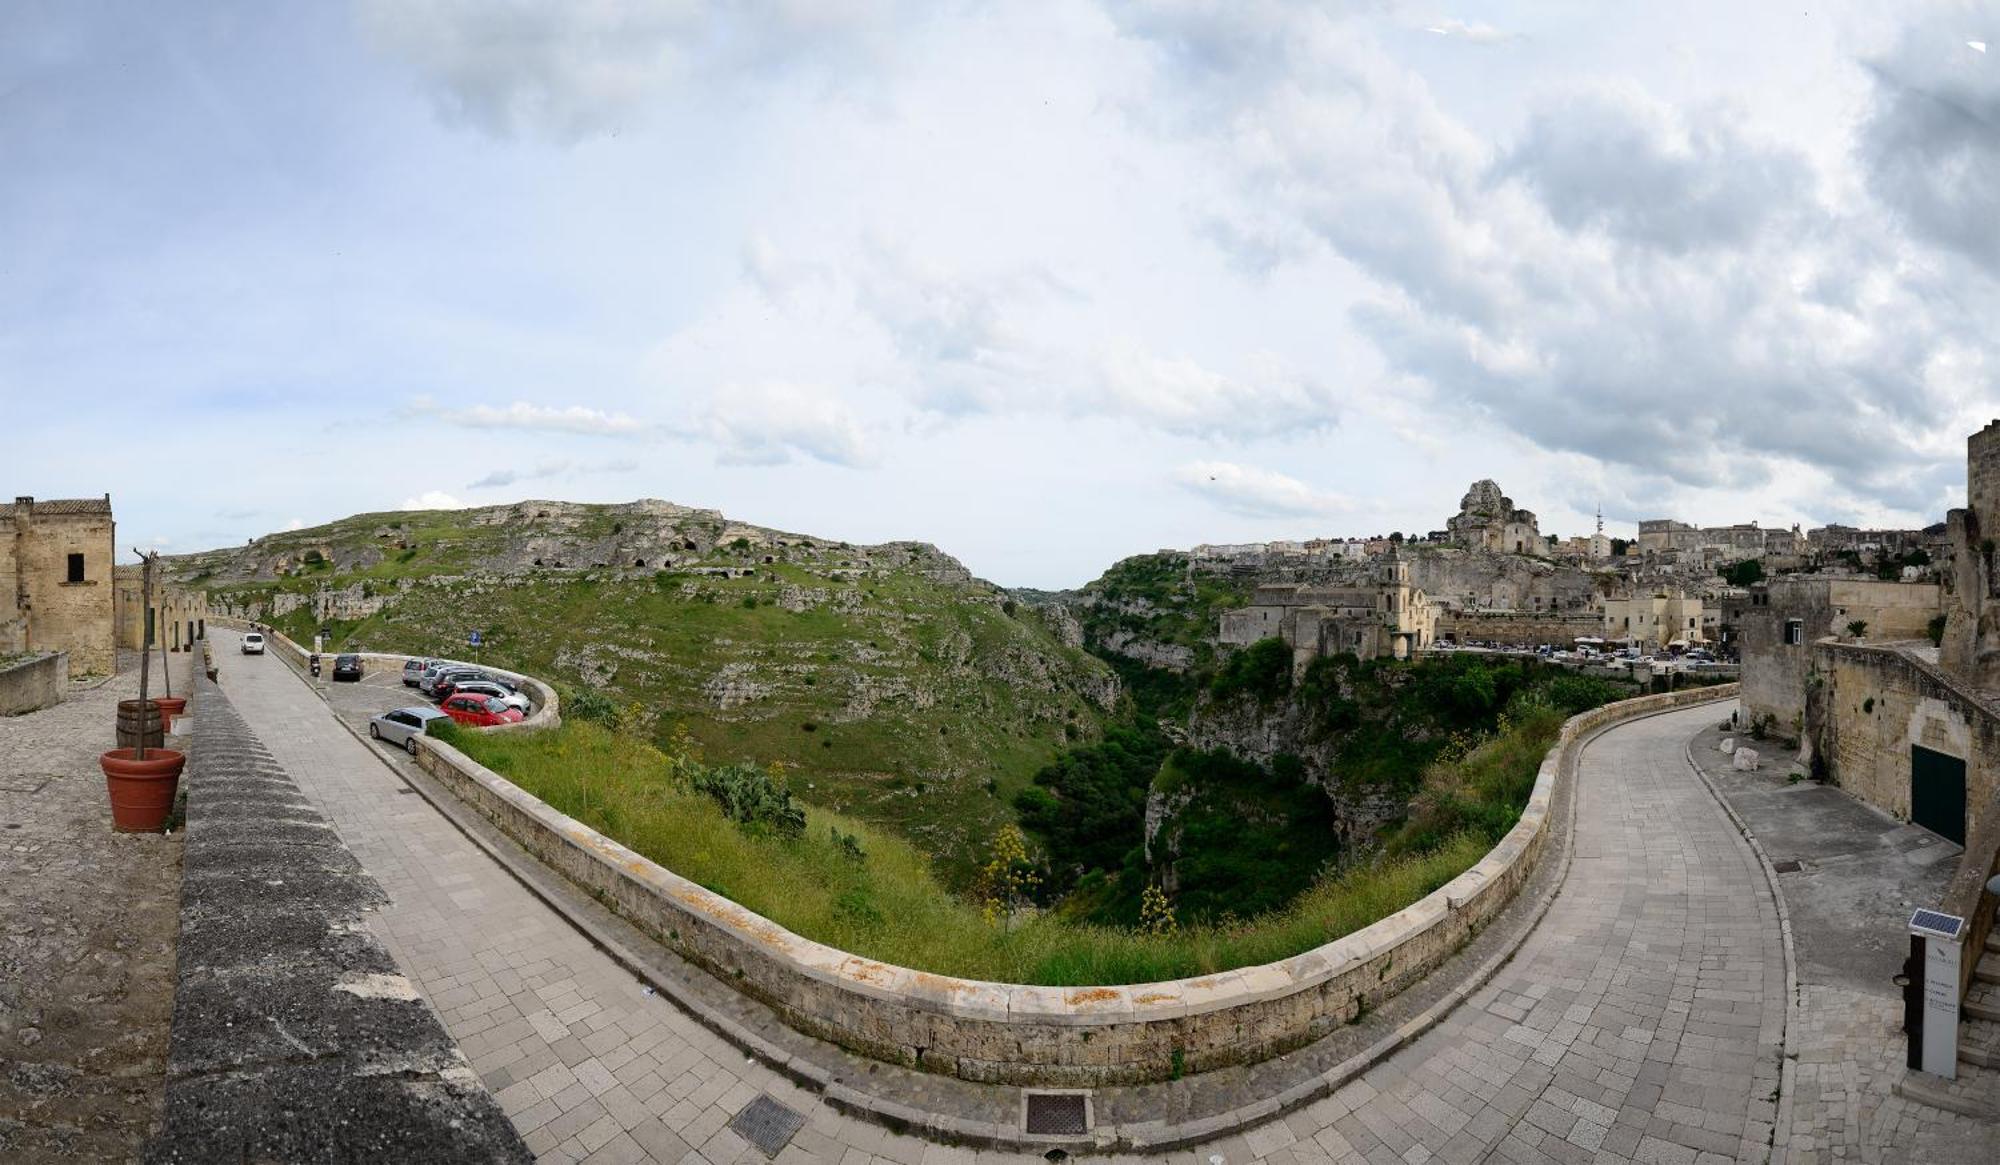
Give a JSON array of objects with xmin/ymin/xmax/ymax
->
[{"xmin": 174, "ymin": 501, "xmax": 1118, "ymax": 884}]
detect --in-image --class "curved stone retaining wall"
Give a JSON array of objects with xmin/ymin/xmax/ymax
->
[
  {"xmin": 208, "ymin": 617, "xmax": 561, "ymax": 731},
  {"xmin": 411, "ymin": 680, "xmax": 1739, "ymax": 1085}
]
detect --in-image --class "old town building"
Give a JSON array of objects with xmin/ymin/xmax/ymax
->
[{"xmin": 1, "ymin": 495, "xmax": 117, "ymax": 674}]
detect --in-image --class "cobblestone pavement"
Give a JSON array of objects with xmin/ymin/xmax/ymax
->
[
  {"xmin": 215, "ymin": 632, "xmax": 1782, "ymax": 1164},
  {"xmin": 1685, "ymin": 711, "xmax": 1996, "ymax": 1164},
  {"xmin": 0, "ymin": 649, "xmax": 190, "ymax": 1163}
]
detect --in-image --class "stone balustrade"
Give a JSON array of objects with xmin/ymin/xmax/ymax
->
[{"xmin": 404, "ymin": 676, "xmax": 1739, "ymax": 1085}]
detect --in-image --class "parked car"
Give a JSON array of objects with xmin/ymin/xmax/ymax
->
[
  {"xmin": 418, "ymin": 661, "xmax": 468, "ymax": 695},
  {"xmin": 440, "ymin": 693, "xmax": 525, "ymax": 727},
  {"xmin": 368, "ymin": 706, "xmax": 449, "ymax": 753},
  {"xmin": 332, "ymin": 654, "xmax": 364, "ymax": 682},
  {"xmin": 402, "ymin": 658, "xmax": 436, "ymax": 687},
  {"xmin": 445, "ymin": 679, "xmax": 531, "ymax": 713},
  {"xmin": 431, "ymin": 669, "xmax": 490, "ymax": 700},
  {"xmin": 241, "ymin": 632, "xmax": 265, "ymax": 655}
]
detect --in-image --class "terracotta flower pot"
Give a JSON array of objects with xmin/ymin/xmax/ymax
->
[
  {"xmin": 154, "ymin": 696, "xmax": 187, "ymax": 731},
  {"xmin": 100, "ymin": 748, "xmax": 185, "ymax": 832}
]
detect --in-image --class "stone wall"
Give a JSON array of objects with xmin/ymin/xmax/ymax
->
[
  {"xmin": 1437, "ymin": 611, "xmax": 1601, "ymax": 646},
  {"xmin": 1738, "ymin": 578, "xmax": 1941, "ymax": 738},
  {"xmin": 412, "ymin": 678, "xmax": 1736, "ymax": 1086},
  {"xmin": 114, "ymin": 566, "xmax": 210, "ymax": 652},
  {"xmin": 0, "ymin": 651, "xmax": 66, "ymax": 715},
  {"xmin": 210, "ymin": 616, "xmax": 562, "ymax": 733},
  {"xmin": 1809, "ymin": 641, "xmax": 2000, "ymax": 848},
  {"xmin": 3, "ymin": 499, "xmax": 116, "ymax": 674}
]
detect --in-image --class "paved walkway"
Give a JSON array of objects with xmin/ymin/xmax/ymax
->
[
  {"xmin": 1686, "ymin": 712, "xmax": 1996, "ymax": 1164},
  {"xmin": 214, "ymin": 629, "xmax": 1784, "ymax": 1163},
  {"xmin": 0, "ymin": 649, "xmax": 189, "ymax": 1164}
]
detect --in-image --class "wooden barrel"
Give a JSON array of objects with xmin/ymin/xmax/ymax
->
[{"xmin": 116, "ymin": 699, "xmax": 165, "ymax": 751}]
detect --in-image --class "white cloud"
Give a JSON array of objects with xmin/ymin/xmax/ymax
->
[
  {"xmin": 355, "ymin": 0, "xmax": 913, "ymax": 143},
  {"xmin": 401, "ymin": 490, "xmax": 467, "ymax": 511},
  {"xmin": 1092, "ymin": 345, "xmax": 1339, "ymax": 440},
  {"xmin": 283, "ymin": 518, "xmax": 306, "ymax": 531},
  {"xmin": 698, "ymin": 383, "xmax": 876, "ymax": 468},
  {"xmin": 1423, "ymin": 19, "xmax": 1515, "ymax": 45},
  {"xmin": 1174, "ymin": 461, "xmax": 1352, "ymax": 520},
  {"xmin": 466, "ymin": 459, "xmax": 640, "ymax": 490},
  {"xmin": 412, "ymin": 397, "xmax": 650, "ymax": 436}
]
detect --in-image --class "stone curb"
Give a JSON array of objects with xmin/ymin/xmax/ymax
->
[
  {"xmin": 1681, "ymin": 705, "xmax": 1800, "ymax": 1165},
  {"xmin": 291, "ymin": 642, "xmax": 1737, "ymax": 1153}
]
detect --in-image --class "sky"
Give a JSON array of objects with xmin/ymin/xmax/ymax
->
[{"xmin": 4, "ymin": 2, "xmax": 1999, "ymax": 588}]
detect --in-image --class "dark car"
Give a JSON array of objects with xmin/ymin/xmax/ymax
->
[
  {"xmin": 432, "ymin": 669, "xmax": 493, "ymax": 701},
  {"xmin": 332, "ymin": 654, "xmax": 364, "ymax": 682}
]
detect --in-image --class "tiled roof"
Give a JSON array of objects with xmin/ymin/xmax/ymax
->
[{"xmin": 0, "ymin": 497, "xmax": 113, "ymax": 517}]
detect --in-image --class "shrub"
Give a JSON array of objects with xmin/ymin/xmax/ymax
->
[
  {"xmin": 566, "ymin": 687, "xmax": 621, "ymax": 727},
  {"xmin": 688, "ymin": 761, "xmax": 807, "ymax": 838},
  {"xmin": 1209, "ymin": 636, "xmax": 1293, "ymax": 702}
]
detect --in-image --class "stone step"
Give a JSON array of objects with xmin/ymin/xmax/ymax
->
[
  {"xmin": 1967, "ymin": 996, "xmax": 2000, "ymax": 1024},
  {"xmin": 1978, "ymin": 955, "xmax": 2000, "ymax": 987}
]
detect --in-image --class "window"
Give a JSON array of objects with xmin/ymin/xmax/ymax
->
[
  {"xmin": 66, "ymin": 553, "xmax": 84, "ymax": 583},
  {"xmin": 1784, "ymin": 619, "xmax": 1804, "ymax": 646}
]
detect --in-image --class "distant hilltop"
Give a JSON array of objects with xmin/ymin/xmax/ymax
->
[{"xmin": 166, "ymin": 498, "xmax": 974, "ymax": 587}]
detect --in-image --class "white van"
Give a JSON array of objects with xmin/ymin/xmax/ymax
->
[{"xmin": 241, "ymin": 632, "xmax": 266, "ymax": 655}]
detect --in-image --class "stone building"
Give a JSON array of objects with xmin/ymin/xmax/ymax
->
[
  {"xmin": 1445, "ymin": 480, "xmax": 1540, "ymax": 554},
  {"xmin": 1218, "ymin": 557, "xmax": 1437, "ymax": 667},
  {"xmin": 1636, "ymin": 518, "xmax": 1805, "ymax": 560},
  {"xmin": 1601, "ymin": 590, "xmax": 1706, "ymax": 652},
  {"xmin": 0, "ymin": 495, "xmax": 117, "ymax": 674},
  {"xmin": 114, "ymin": 565, "xmax": 210, "ymax": 653},
  {"xmin": 1734, "ymin": 577, "xmax": 1941, "ymax": 735}
]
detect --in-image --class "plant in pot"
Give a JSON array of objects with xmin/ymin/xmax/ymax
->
[{"xmin": 101, "ymin": 549, "xmax": 184, "ymax": 832}]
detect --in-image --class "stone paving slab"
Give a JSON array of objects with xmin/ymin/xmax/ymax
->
[
  {"xmin": 206, "ymin": 625, "xmax": 1809, "ymax": 1162},
  {"xmin": 1686, "ymin": 712, "xmax": 1998, "ymax": 1163},
  {"xmin": 146, "ymin": 668, "xmax": 526, "ymax": 1163}
]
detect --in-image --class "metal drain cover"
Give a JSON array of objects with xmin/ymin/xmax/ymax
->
[
  {"xmin": 1023, "ymin": 1091, "xmax": 1092, "ymax": 1136},
  {"xmin": 729, "ymin": 1094, "xmax": 805, "ymax": 1158},
  {"xmin": 1772, "ymin": 860, "xmax": 1802, "ymax": 873}
]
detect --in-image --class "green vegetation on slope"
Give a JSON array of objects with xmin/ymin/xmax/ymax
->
[
  {"xmin": 444, "ymin": 717, "xmax": 1499, "ymax": 985},
  {"xmin": 1015, "ymin": 651, "xmax": 1632, "ymax": 930},
  {"xmin": 181, "ymin": 504, "xmax": 1118, "ymax": 886}
]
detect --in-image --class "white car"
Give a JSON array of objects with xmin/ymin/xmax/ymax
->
[{"xmin": 241, "ymin": 632, "xmax": 266, "ymax": 655}]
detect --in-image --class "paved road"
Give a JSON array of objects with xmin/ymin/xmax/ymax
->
[{"xmin": 212, "ymin": 630, "xmax": 1780, "ymax": 1163}]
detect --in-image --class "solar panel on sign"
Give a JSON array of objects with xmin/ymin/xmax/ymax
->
[{"xmin": 1909, "ymin": 908, "xmax": 1963, "ymax": 939}]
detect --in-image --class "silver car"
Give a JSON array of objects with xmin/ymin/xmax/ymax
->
[{"xmin": 367, "ymin": 706, "xmax": 449, "ymax": 754}]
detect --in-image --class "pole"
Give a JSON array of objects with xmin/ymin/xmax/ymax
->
[{"xmin": 132, "ymin": 548, "xmax": 153, "ymax": 761}]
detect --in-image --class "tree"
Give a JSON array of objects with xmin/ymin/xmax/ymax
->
[
  {"xmin": 1719, "ymin": 559, "xmax": 1765, "ymax": 587},
  {"xmin": 1846, "ymin": 620, "xmax": 1869, "ymax": 640},
  {"xmin": 1610, "ymin": 538, "xmax": 1631, "ymax": 557}
]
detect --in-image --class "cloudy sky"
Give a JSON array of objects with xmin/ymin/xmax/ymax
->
[{"xmin": 5, "ymin": 2, "xmax": 1998, "ymax": 587}]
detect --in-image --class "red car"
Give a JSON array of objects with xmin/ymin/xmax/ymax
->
[{"xmin": 440, "ymin": 693, "xmax": 526, "ymax": 727}]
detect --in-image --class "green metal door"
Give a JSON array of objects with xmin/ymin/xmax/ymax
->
[{"xmin": 1910, "ymin": 745, "xmax": 1966, "ymax": 846}]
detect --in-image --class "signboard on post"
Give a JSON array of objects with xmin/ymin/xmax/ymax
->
[
  {"xmin": 467, "ymin": 629, "xmax": 482, "ymax": 647},
  {"xmin": 1909, "ymin": 909, "xmax": 1964, "ymax": 1079}
]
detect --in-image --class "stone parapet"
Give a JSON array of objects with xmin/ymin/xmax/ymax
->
[
  {"xmin": 0, "ymin": 650, "xmax": 66, "ymax": 715},
  {"xmin": 146, "ymin": 669, "xmax": 528, "ymax": 1163},
  {"xmin": 411, "ymin": 677, "xmax": 1739, "ymax": 1085}
]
